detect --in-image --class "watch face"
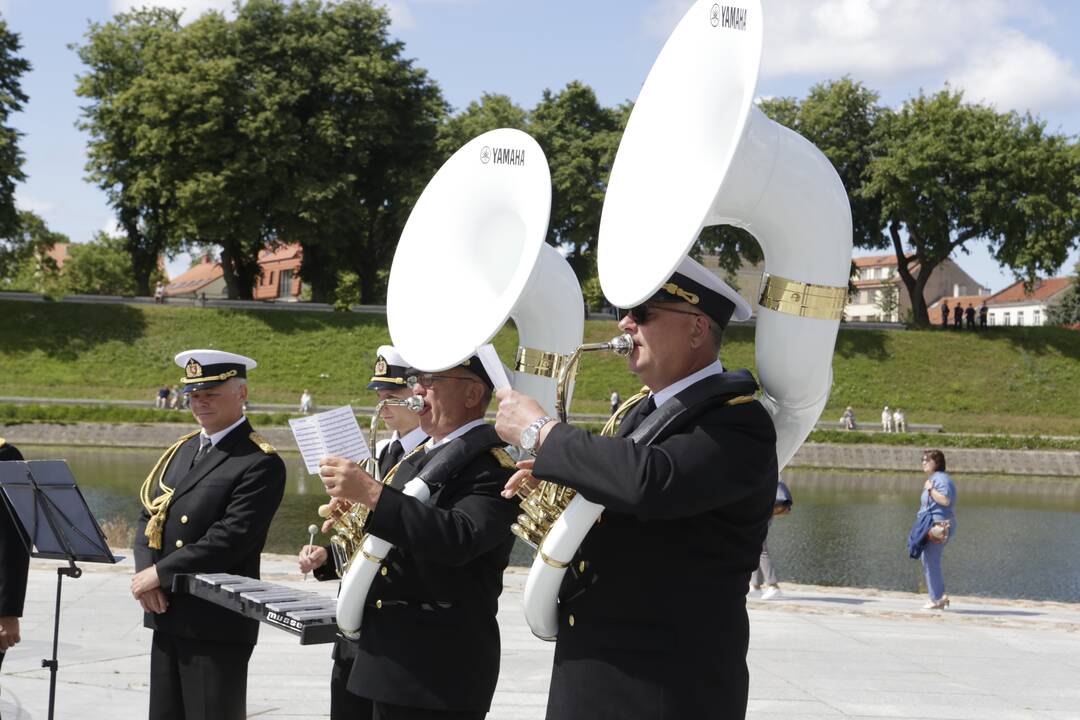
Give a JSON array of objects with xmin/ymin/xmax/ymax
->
[{"xmin": 521, "ymin": 425, "xmax": 538, "ymax": 450}]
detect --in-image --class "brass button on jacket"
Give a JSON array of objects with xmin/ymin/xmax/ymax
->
[
  {"xmin": 380, "ymin": 566, "xmax": 388, "ymax": 576},
  {"xmin": 568, "ymin": 614, "xmax": 575, "ymax": 627},
  {"xmin": 578, "ymin": 560, "xmax": 587, "ymax": 573},
  {"xmin": 375, "ymin": 599, "xmax": 383, "ymax": 609},
  {"xmin": 180, "ymin": 515, "xmax": 189, "ymax": 524},
  {"xmin": 175, "ymin": 540, "xmax": 184, "ymax": 548}
]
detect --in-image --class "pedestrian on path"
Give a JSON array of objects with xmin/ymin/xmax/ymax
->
[
  {"xmin": 910, "ymin": 449, "xmax": 957, "ymax": 610},
  {"xmin": 749, "ymin": 480, "xmax": 793, "ymax": 601},
  {"xmin": 881, "ymin": 405, "xmax": 892, "ymax": 432}
]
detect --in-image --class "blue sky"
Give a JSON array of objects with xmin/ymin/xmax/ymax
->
[{"xmin": 6, "ymin": 0, "xmax": 1080, "ymax": 291}]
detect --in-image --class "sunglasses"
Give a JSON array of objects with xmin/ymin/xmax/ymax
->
[
  {"xmin": 406, "ymin": 373, "xmax": 480, "ymax": 390},
  {"xmin": 618, "ymin": 303, "xmax": 705, "ymax": 325}
]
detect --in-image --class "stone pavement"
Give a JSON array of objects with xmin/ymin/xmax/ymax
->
[{"xmin": 1, "ymin": 554, "xmax": 1078, "ymax": 719}]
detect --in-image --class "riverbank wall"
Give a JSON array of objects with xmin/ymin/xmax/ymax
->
[{"xmin": 4, "ymin": 421, "xmax": 1080, "ymax": 477}]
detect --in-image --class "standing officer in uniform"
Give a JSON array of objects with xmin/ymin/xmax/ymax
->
[
  {"xmin": 298, "ymin": 346, "xmax": 428, "ymax": 719},
  {"xmin": 132, "ymin": 350, "xmax": 286, "ymax": 720},
  {"xmin": 319, "ymin": 356, "xmax": 519, "ymax": 720},
  {"xmin": 0, "ymin": 440, "xmax": 29, "ymax": 675},
  {"xmin": 496, "ymin": 258, "xmax": 779, "ymax": 720}
]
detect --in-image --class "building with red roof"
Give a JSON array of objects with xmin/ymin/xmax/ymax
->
[
  {"xmin": 845, "ymin": 254, "xmax": 989, "ymax": 322},
  {"xmin": 165, "ymin": 243, "xmax": 304, "ymax": 301},
  {"xmin": 982, "ymin": 277, "xmax": 1072, "ymax": 327}
]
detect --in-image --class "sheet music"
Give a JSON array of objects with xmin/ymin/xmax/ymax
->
[
  {"xmin": 288, "ymin": 405, "xmax": 371, "ymax": 475},
  {"xmin": 476, "ymin": 343, "xmax": 512, "ymax": 391}
]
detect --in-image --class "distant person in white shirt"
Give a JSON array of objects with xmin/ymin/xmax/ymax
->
[
  {"xmin": 881, "ymin": 406, "xmax": 893, "ymax": 432},
  {"xmin": 299, "ymin": 389, "xmax": 313, "ymax": 414},
  {"xmin": 609, "ymin": 389, "xmax": 621, "ymax": 416},
  {"xmin": 893, "ymin": 407, "xmax": 906, "ymax": 433}
]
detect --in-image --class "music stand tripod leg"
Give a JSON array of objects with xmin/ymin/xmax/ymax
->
[{"xmin": 43, "ymin": 560, "xmax": 82, "ymax": 720}]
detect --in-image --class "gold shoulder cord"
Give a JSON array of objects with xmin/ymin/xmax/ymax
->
[
  {"xmin": 600, "ymin": 386, "xmax": 651, "ymax": 436},
  {"xmin": 491, "ymin": 447, "xmax": 518, "ymax": 469},
  {"xmin": 249, "ymin": 431, "xmax": 277, "ymax": 455},
  {"xmin": 380, "ymin": 445, "xmax": 426, "ymax": 490},
  {"xmin": 140, "ymin": 430, "xmax": 200, "ymax": 550}
]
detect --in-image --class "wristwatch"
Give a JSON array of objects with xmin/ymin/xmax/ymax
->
[{"xmin": 520, "ymin": 415, "xmax": 555, "ymax": 456}]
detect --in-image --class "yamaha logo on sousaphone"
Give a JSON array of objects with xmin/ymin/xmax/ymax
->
[
  {"xmin": 481, "ymin": 146, "xmax": 527, "ymax": 167},
  {"xmin": 710, "ymin": 4, "xmax": 748, "ymax": 30}
]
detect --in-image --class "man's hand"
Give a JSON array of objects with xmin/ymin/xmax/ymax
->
[
  {"xmin": 501, "ymin": 458, "xmax": 540, "ymax": 499},
  {"xmin": 320, "ymin": 456, "xmax": 381, "ymax": 508},
  {"xmin": 299, "ymin": 544, "xmax": 328, "ymax": 574},
  {"xmin": 495, "ymin": 388, "xmax": 552, "ymax": 447},
  {"xmin": 0, "ymin": 616, "xmax": 20, "ymax": 651},
  {"xmin": 131, "ymin": 565, "xmax": 162, "ymax": 598},
  {"xmin": 320, "ymin": 497, "xmax": 353, "ymax": 534},
  {"xmin": 137, "ymin": 588, "xmax": 169, "ymax": 615}
]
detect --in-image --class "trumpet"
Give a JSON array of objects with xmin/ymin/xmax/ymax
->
[
  {"xmin": 318, "ymin": 395, "xmax": 425, "ymax": 576},
  {"xmin": 511, "ymin": 333, "xmax": 634, "ymax": 549}
]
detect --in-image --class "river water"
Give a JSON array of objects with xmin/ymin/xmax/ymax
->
[{"xmin": 14, "ymin": 445, "xmax": 1080, "ymax": 603}]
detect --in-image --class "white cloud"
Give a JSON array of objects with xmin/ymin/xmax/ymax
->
[
  {"xmin": 381, "ymin": 0, "xmax": 415, "ymax": 29},
  {"xmin": 643, "ymin": 0, "xmax": 1080, "ymax": 117},
  {"xmin": 110, "ymin": 0, "xmax": 235, "ymax": 22},
  {"xmin": 15, "ymin": 193, "xmax": 52, "ymax": 215},
  {"xmin": 951, "ymin": 31, "xmax": 1080, "ymax": 113},
  {"xmin": 380, "ymin": 0, "xmax": 477, "ymax": 30},
  {"xmin": 101, "ymin": 217, "xmax": 124, "ymax": 237}
]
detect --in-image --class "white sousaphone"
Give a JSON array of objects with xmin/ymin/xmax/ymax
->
[
  {"xmin": 519, "ymin": 0, "xmax": 854, "ymax": 639},
  {"xmin": 335, "ymin": 128, "xmax": 586, "ymax": 638}
]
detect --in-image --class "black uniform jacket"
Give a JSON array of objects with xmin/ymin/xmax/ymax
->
[
  {"xmin": 0, "ymin": 441, "xmax": 29, "ymax": 618},
  {"xmin": 134, "ymin": 419, "xmax": 286, "ymax": 645},
  {"xmin": 313, "ymin": 436, "xmax": 428, "ymax": 664},
  {"xmin": 532, "ymin": 370, "xmax": 778, "ymax": 720},
  {"xmin": 346, "ymin": 423, "xmax": 519, "ymax": 712}
]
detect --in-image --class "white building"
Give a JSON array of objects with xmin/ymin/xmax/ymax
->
[{"xmin": 983, "ymin": 277, "xmax": 1072, "ymax": 326}]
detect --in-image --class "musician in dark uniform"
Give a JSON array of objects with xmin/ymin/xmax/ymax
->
[
  {"xmin": 496, "ymin": 258, "xmax": 779, "ymax": 720},
  {"xmin": 298, "ymin": 345, "xmax": 428, "ymax": 719},
  {"xmin": 0, "ymin": 440, "xmax": 29, "ymax": 674},
  {"xmin": 319, "ymin": 356, "xmax": 519, "ymax": 720},
  {"xmin": 132, "ymin": 350, "xmax": 286, "ymax": 720}
]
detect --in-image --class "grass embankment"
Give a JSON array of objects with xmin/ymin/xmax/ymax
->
[{"xmin": 2, "ymin": 299, "xmax": 1079, "ymax": 435}]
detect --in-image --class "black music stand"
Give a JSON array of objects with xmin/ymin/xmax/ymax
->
[{"xmin": 0, "ymin": 460, "xmax": 120, "ymax": 720}]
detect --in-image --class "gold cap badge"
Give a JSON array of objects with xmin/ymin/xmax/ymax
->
[
  {"xmin": 374, "ymin": 356, "xmax": 388, "ymax": 376},
  {"xmin": 185, "ymin": 358, "xmax": 203, "ymax": 378}
]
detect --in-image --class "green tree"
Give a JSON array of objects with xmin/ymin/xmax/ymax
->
[
  {"xmin": 76, "ymin": 0, "xmax": 446, "ymax": 302},
  {"xmin": 874, "ymin": 285, "xmax": 899, "ymax": 322},
  {"xmin": 1045, "ymin": 262, "xmax": 1080, "ymax": 326},
  {"xmin": 863, "ymin": 89, "xmax": 1080, "ymax": 326},
  {"xmin": 0, "ymin": 211, "xmax": 65, "ymax": 292},
  {"xmin": 59, "ymin": 233, "xmax": 154, "ymax": 296},
  {"xmin": 529, "ymin": 82, "xmax": 625, "ymax": 279},
  {"xmin": 437, "ymin": 93, "xmax": 528, "ymax": 161},
  {"xmin": 293, "ymin": 0, "xmax": 447, "ymax": 303},
  {"xmin": 74, "ymin": 8, "xmax": 184, "ymax": 298},
  {"xmin": 0, "ymin": 18, "xmax": 29, "ymax": 243}
]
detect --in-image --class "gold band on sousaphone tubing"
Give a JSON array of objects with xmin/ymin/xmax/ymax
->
[{"xmin": 758, "ymin": 273, "xmax": 847, "ymax": 321}]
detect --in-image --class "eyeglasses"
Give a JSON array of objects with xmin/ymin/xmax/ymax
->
[
  {"xmin": 618, "ymin": 303, "xmax": 705, "ymax": 325},
  {"xmin": 406, "ymin": 373, "xmax": 481, "ymax": 390}
]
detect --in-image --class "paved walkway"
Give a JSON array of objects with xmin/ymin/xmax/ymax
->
[{"xmin": 1, "ymin": 554, "xmax": 1077, "ymax": 719}]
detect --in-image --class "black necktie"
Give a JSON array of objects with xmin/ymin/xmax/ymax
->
[
  {"xmin": 380, "ymin": 439, "xmax": 405, "ymax": 477},
  {"xmin": 191, "ymin": 435, "xmax": 211, "ymax": 467},
  {"xmin": 620, "ymin": 396, "xmax": 656, "ymax": 436}
]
